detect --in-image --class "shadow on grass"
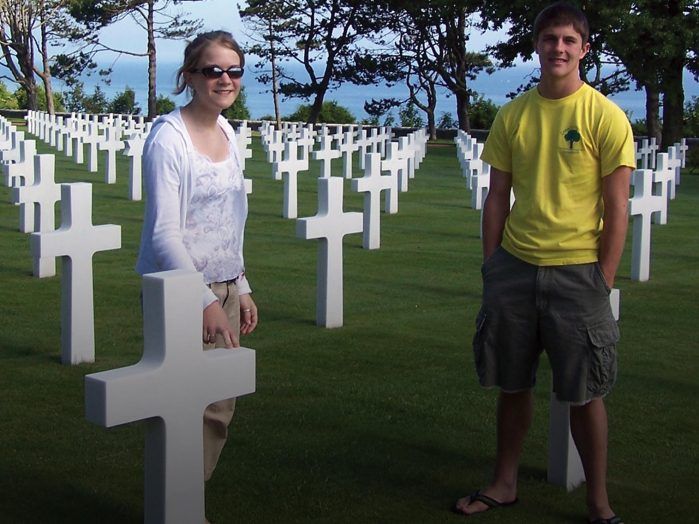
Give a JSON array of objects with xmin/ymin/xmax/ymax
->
[{"xmin": 1, "ymin": 468, "xmax": 140, "ymax": 523}]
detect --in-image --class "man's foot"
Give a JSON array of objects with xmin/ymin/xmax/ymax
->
[
  {"xmin": 452, "ymin": 489, "xmax": 518, "ymax": 516},
  {"xmin": 589, "ymin": 516, "xmax": 623, "ymax": 524}
]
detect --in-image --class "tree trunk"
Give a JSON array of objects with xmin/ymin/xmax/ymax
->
[
  {"xmin": 268, "ymin": 20, "xmax": 282, "ymax": 127},
  {"xmin": 308, "ymin": 92, "xmax": 326, "ymax": 124},
  {"xmin": 147, "ymin": 0, "xmax": 157, "ymax": 119},
  {"xmin": 661, "ymin": 58, "xmax": 684, "ymax": 148},
  {"xmin": 644, "ymin": 84, "xmax": 661, "ymax": 141},
  {"xmin": 38, "ymin": 2, "xmax": 55, "ymax": 115},
  {"xmin": 456, "ymin": 89, "xmax": 471, "ymax": 132}
]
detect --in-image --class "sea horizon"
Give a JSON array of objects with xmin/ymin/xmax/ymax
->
[{"xmin": 47, "ymin": 58, "xmax": 699, "ymax": 124}]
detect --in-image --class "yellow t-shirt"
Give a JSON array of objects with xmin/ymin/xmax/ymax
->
[{"xmin": 481, "ymin": 83, "xmax": 636, "ymax": 266}]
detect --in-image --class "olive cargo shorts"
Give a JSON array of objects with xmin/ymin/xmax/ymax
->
[{"xmin": 473, "ymin": 247, "xmax": 619, "ymax": 403}]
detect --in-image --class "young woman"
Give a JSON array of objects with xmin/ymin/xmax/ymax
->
[{"xmin": 136, "ymin": 30, "xmax": 257, "ymax": 485}]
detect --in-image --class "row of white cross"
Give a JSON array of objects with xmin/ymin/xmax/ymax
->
[
  {"xmin": 454, "ymin": 129, "xmax": 689, "ymax": 283},
  {"xmin": 2, "ymin": 111, "xmax": 432, "ymax": 521}
]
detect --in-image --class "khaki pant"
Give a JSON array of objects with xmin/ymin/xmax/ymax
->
[{"xmin": 203, "ymin": 280, "xmax": 240, "ymax": 481}]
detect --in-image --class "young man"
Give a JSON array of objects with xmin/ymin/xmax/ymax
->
[{"xmin": 454, "ymin": 3, "xmax": 635, "ymax": 523}]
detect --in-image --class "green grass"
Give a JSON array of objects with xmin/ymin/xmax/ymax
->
[{"xmin": 1, "ymin": 125, "xmax": 698, "ymax": 523}]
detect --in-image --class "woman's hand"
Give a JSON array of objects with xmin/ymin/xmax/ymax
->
[
  {"xmin": 203, "ymin": 300, "xmax": 238, "ymax": 348},
  {"xmin": 239, "ymin": 294, "xmax": 258, "ymax": 336}
]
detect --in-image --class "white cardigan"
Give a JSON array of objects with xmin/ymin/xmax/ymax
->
[{"xmin": 136, "ymin": 109, "xmax": 251, "ymax": 309}]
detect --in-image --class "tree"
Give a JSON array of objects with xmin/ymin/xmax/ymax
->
[
  {"xmin": 399, "ymin": 102, "xmax": 424, "ymax": 128},
  {"xmin": 286, "ymin": 100, "xmax": 355, "ymax": 124},
  {"xmin": 69, "ymin": 0, "xmax": 203, "ymax": 119},
  {"xmin": 223, "ymin": 85, "xmax": 251, "ymax": 121},
  {"xmin": 239, "ymin": 0, "xmax": 296, "ymax": 126},
  {"xmin": 0, "ymin": 80, "xmax": 19, "ymax": 108},
  {"xmin": 603, "ymin": 0, "xmax": 699, "ymax": 146},
  {"xmin": 155, "ymin": 93, "xmax": 174, "ymax": 115},
  {"xmin": 108, "ymin": 85, "xmax": 140, "ymax": 114},
  {"xmin": 376, "ymin": 2, "xmax": 494, "ymax": 133},
  {"xmin": 564, "ymin": 128, "xmax": 582, "ymax": 149},
  {"xmin": 0, "ymin": 0, "xmax": 39, "ymax": 109},
  {"xmin": 479, "ymin": 0, "xmax": 699, "ymax": 147},
  {"xmin": 14, "ymin": 82, "xmax": 64, "ymax": 111},
  {"xmin": 240, "ymin": 0, "xmax": 383, "ymax": 124}
]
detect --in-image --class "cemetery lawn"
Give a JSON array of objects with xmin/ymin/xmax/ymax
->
[{"xmin": 1, "ymin": 125, "xmax": 698, "ymax": 523}]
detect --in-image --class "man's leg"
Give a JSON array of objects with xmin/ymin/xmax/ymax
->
[
  {"xmin": 454, "ymin": 389, "xmax": 532, "ymax": 515},
  {"xmin": 570, "ymin": 398, "xmax": 616, "ymax": 521}
]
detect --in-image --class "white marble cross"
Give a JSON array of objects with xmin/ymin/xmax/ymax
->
[
  {"xmin": 99, "ymin": 125, "xmax": 125, "ymax": 184},
  {"xmin": 276, "ymin": 141, "xmax": 309, "ymax": 219},
  {"xmin": 652, "ymin": 153, "xmax": 674, "ymax": 223},
  {"xmin": 123, "ymin": 136, "xmax": 146, "ymax": 201},
  {"xmin": 470, "ymin": 159, "xmax": 491, "ymax": 210},
  {"xmin": 236, "ymin": 123, "xmax": 253, "ymax": 170},
  {"xmin": 547, "ymin": 395, "xmax": 585, "ymax": 491},
  {"xmin": 30, "ymin": 183, "xmax": 121, "ymax": 364},
  {"xmin": 4, "ymin": 139, "xmax": 37, "ymax": 189},
  {"xmin": 266, "ymin": 130, "xmax": 285, "ymax": 171},
  {"xmin": 82, "ymin": 123, "xmax": 103, "ymax": 173},
  {"xmin": 12, "ymin": 155, "xmax": 62, "ymax": 276},
  {"xmin": 355, "ymin": 130, "xmax": 371, "ymax": 170},
  {"xmin": 85, "ymin": 269, "xmax": 255, "ymax": 524},
  {"xmin": 0, "ymin": 130, "xmax": 24, "ymax": 163},
  {"xmin": 351, "ymin": 152, "xmax": 394, "ymax": 250},
  {"xmin": 296, "ymin": 177, "xmax": 363, "ymax": 328},
  {"xmin": 380, "ymin": 142, "xmax": 405, "ymax": 213},
  {"xmin": 398, "ymin": 136, "xmax": 416, "ymax": 181},
  {"xmin": 338, "ymin": 131, "xmax": 358, "ymax": 179},
  {"xmin": 666, "ymin": 145, "xmax": 682, "ymax": 193},
  {"xmin": 297, "ymin": 128, "xmax": 315, "ymax": 164},
  {"xmin": 629, "ymin": 169, "xmax": 664, "ymax": 282},
  {"xmin": 312, "ymin": 134, "xmax": 341, "ymax": 178},
  {"xmin": 674, "ymin": 139, "xmax": 688, "ymax": 168}
]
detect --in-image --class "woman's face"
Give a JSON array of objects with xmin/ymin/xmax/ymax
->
[{"xmin": 185, "ymin": 42, "xmax": 242, "ymax": 113}]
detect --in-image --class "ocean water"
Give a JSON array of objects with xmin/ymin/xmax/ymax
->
[{"xmin": 54, "ymin": 58, "xmax": 699, "ymax": 123}]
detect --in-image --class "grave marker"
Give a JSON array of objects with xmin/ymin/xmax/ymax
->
[
  {"xmin": 312, "ymin": 134, "xmax": 341, "ymax": 178},
  {"xmin": 296, "ymin": 177, "xmax": 363, "ymax": 328},
  {"xmin": 628, "ymin": 169, "xmax": 664, "ymax": 282},
  {"xmin": 123, "ymin": 136, "xmax": 145, "ymax": 201},
  {"xmin": 351, "ymin": 152, "xmax": 394, "ymax": 249},
  {"xmin": 99, "ymin": 125, "xmax": 125, "ymax": 184},
  {"xmin": 85, "ymin": 270, "xmax": 255, "ymax": 524},
  {"xmin": 30, "ymin": 183, "xmax": 121, "ymax": 364},
  {"xmin": 12, "ymin": 155, "xmax": 61, "ymax": 277}
]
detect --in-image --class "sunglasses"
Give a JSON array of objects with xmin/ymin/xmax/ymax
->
[{"xmin": 192, "ymin": 65, "xmax": 244, "ymax": 80}]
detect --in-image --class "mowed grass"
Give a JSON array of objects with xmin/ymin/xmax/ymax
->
[{"xmin": 1, "ymin": 123, "xmax": 697, "ymax": 523}]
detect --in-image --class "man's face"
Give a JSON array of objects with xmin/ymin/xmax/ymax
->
[{"xmin": 535, "ymin": 24, "xmax": 590, "ymax": 81}]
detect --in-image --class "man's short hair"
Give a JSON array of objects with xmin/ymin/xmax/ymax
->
[{"xmin": 533, "ymin": 2, "xmax": 590, "ymax": 44}]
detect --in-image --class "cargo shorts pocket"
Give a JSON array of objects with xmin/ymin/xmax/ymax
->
[
  {"xmin": 585, "ymin": 320, "xmax": 619, "ymax": 397},
  {"xmin": 472, "ymin": 308, "xmax": 488, "ymax": 382}
]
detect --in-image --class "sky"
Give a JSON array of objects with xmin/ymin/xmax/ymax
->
[
  {"xmin": 94, "ymin": 1, "xmax": 506, "ymax": 65},
  {"xmin": 97, "ymin": 0, "xmax": 244, "ymax": 64}
]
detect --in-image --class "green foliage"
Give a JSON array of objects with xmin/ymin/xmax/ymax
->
[
  {"xmin": 223, "ymin": 87, "xmax": 251, "ymax": 121},
  {"xmin": 437, "ymin": 112, "xmax": 457, "ymax": 129},
  {"xmin": 63, "ymin": 83, "xmax": 110, "ymax": 114},
  {"xmin": 630, "ymin": 119, "xmax": 649, "ymax": 136},
  {"xmin": 399, "ymin": 103, "xmax": 424, "ymax": 128},
  {"xmin": 13, "ymin": 85, "xmax": 65, "ymax": 112},
  {"xmin": 0, "ymin": 82, "xmax": 19, "ymax": 110},
  {"xmin": 107, "ymin": 86, "xmax": 140, "ymax": 115},
  {"xmin": 684, "ymin": 96, "xmax": 699, "ymax": 137},
  {"xmin": 286, "ymin": 101, "xmax": 355, "ymax": 124},
  {"xmin": 155, "ymin": 95, "xmax": 176, "ymax": 115},
  {"xmin": 468, "ymin": 95, "xmax": 499, "ymax": 130}
]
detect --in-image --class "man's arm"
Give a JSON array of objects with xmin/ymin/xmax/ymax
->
[
  {"xmin": 482, "ymin": 167, "xmax": 513, "ymax": 261},
  {"xmin": 599, "ymin": 166, "xmax": 632, "ymax": 288}
]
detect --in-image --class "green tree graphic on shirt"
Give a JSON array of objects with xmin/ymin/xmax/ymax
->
[{"xmin": 564, "ymin": 129, "xmax": 582, "ymax": 149}]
